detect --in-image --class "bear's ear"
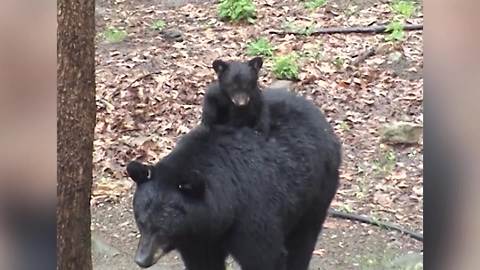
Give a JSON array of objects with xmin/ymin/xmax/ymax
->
[
  {"xmin": 248, "ymin": 57, "xmax": 263, "ymax": 74},
  {"xmin": 212, "ymin": 59, "xmax": 228, "ymax": 76},
  {"xmin": 177, "ymin": 178, "xmax": 205, "ymax": 199},
  {"xmin": 126, "ymin": 161, "xmax": 152, "ymax": 185}
]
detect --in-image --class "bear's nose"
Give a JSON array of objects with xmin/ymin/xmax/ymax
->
[
  {"xmin": 134, "ymin": 235, "xmax": 155, "ymax": 268},
  {"xmin": 134, "ymin": 252, "xmax": 153, "ymax": 268}
]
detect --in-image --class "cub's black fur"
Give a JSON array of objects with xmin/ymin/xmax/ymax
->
[{"xmin": 201, "ymin": 57, "xmax": 270, "ymax": 136}]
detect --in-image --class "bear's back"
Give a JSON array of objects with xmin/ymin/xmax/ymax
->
[{"xmin": 166, "ymin": 88, "xmax": 340, "ymax": 214}]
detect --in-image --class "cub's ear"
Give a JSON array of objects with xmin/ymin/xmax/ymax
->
[
  {"xmin": 126, "ymin": 161, "xmax": 152, "ymax": 184},
  {"xmin": 248, "ymin": 56, "xmax": 263, "ymax": 74},
  {"xmin": 212, "ymin": 59, "xmax": 228, "ymax": 76}
]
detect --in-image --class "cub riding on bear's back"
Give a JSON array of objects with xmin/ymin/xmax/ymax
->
[{"xmin": 201, "ymin": 57, "xmax": 270, "ymax": 137}]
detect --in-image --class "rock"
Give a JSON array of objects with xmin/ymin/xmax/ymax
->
[
  {"xmin": 92, "ymin": 234, "xmax": 120, "ymax": 257},
  {"xmin": 269, "ymin": 80, "xmax": 294, "ymax": 90},
  {"xmin": 389, "ymin": 253, "xmax": 423, "ymax": 269},
  {"xmin": 388, "ymin": 51, "xmax": 403, "ymax": 63},
  {"xmin": 380, "ymin": 121, "xmax": 423, "ymax": 145},
  {"xmin": 161, "ymin": 28, "xmax": 183, "ymax": 42}
]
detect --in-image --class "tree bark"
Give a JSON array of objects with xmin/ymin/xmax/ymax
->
[{"xmin": 57, "ymin": 0, "xmax": 96, "ymax": 269}]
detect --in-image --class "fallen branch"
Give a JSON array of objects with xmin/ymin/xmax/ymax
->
[
  {"xmin": 328, "ymin": 209, "xmax": 424, "ymax": 242},
  {"xmin": 270, "ymin": 24, "xmax": 423, "ymax": 36},
  {"xmin": 351, "ymin": 46, "xmax": 377, "ymax": 66}
]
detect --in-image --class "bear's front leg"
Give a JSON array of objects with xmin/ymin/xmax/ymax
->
[
  {"xmin": 177, "ymin": 242, "xmax": 228, "ymax": 270},
  {"xmin": 228, "ymin": 229, "xmax": 287, "ymax": 270}
]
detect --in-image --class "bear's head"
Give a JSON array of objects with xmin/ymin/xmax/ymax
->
[
  {"xmin": 212, "ymin": 57, "xmax": 263, "ymax": 107},
  {"xmin": 126, "ymin": 160, "xmax": 207, "ymax": 268}
]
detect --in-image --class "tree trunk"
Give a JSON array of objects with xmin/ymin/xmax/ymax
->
[{"xmin": 57, "ymin": 0, "xmax": 96, "ymax": 269}]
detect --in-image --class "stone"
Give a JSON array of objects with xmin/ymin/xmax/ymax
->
[
  {"xmin": 269, "ymin": 80, "xmax": 294, "ymax": 90},
  {"xmin": 161, "ymin": 28, "xmax": 183, "ymax": 42},
  {"xmin": 380, "ymin": 121, "xmax": 423, "ymax": 145}
]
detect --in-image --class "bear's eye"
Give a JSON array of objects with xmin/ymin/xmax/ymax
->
[
  {"xmin": 176, "ymin": 181, "xmax": 205, "ymax": 199},
  {"xmin": 177, "ymin": 183, "xmax": 191, "ymax": 191}
]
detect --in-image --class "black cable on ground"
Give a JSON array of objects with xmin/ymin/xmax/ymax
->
[{"xmin": 328, "ymin": 209, "xmax": 423, "ymax": 242}]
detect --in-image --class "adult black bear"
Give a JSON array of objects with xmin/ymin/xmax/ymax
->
[
  {"xmin": 201, "ymin": 57, "xmax": 270, "ymax": 136},
  {"xmin": 127, "ymin": 89, "xmax": 341, "ymax": 270}
]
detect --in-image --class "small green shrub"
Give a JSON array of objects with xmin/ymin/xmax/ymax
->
[
  {"xmin": 338, "ymin": 120, "xmax": 350, "ymax": 131},
  {"xmin": 272, "ymin": 54, "xmax": 300, "ymax": 80},
  {"xmin": 373, "ymin": 148, "xmax": 397, "ymax": 176},
  {"xmin": 246, "ymin": 38, "xmax": 275, "ymax": 57},
  {"xmin": 339, "ymin": 204, "xmax": 353, "ymax": 213},
  {"xmin": 391, "ymin": 0, "xmax": 416, "ymax": 18},
  {"xmin": 333, "ymin": 56, "xmax": 345, "ymax": 69},
  {"xmin": 151, "ymin": 20, "xmax": 166, "ymax": 31},
  {"xmin": 218, "ymin": 0, "xmax": 256, "ymax": 22},
  {"xmin": 305, "ymin": 0, "xmax": 327, "ymax": 9},
  {"xmin": 385, "ymin": 20, "xmax": 405, "ymax": 41},
  {"xmin": 103, "ymin": 27, "xmax": 127, "ymax": 43}
]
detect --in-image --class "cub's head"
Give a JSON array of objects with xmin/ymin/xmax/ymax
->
[
  {"xmin": 126, "ymin": 160, "xmax": 207, "ymax": 268},
  {"xmin": 212, "ymin": 57, "xmax": 263, "ymax": 106}
]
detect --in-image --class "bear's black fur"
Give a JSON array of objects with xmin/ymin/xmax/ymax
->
[
  {"xmin": 201, "ymin": 57, "xmax": 270, "ymax": 136},
  {"xmin": 127, "ymin": 88, "xmax": 341, "ymax": 270}
]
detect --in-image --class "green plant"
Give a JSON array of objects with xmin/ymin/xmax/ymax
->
[
  {"xmin": 358, "ymin": 177, "xmax": 371, "ymax": 198},
  {"xmin": 151, "ymin": 19, "xmax": 166, "ymax": 31},
  {"xmin": 305, "ymin": 0, "xmax": 327, "ymax": 9},
  {"xmin": 103, "ymin": 27, "xmax": 127, "ymax": 43},
  {"xmin": 339, "ymin": 204, "xmax": 353, "ymax": 213},
  {"xmin": 385, "ymin": 20, "xmax": 405, "ymax": 41},
  {"xmin": 369, "ymin": 214, "xmax": 389, "ymax": 230},
  {"xmin": 336, "ymin": 120, "xmax": 349, "ymax": 131},
  {"xmin": 246, "ymin": 38, "xmax": 275, "ymax": 57},
  {"xmin": 391, "ymin": 0, "xmax": 416, "ymax": 18},
  {"xmin": 373, "ymin": 148, "xmax": 397, "ymax": 176},
  {"xmin": 272, "ymin": 54, "xmax": 300, "ymax": 80},
  {"xmin": 333, "ymin": 56, "xmax": 345, "ymax": 69},
  {"xmin": 218, "ymin": 0, "xmax": 256, "ymax": 22}
]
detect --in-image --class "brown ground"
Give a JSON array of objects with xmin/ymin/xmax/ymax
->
[
  {"xmin": 92, "ymin": 193, "xmax": 422, "ymax": 270},
  {"xmin": 92, "ymin": 0, "xmax": 423, "ymax": 269}
]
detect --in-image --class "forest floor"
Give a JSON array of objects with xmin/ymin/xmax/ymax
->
[{"xmin": 92, "ymin": 0, "xmax": 423, "ymax": 269}]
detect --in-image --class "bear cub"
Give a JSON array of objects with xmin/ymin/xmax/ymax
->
[{"xmin": 201, "ymin": 57, "xmax": 270, "ymax": 136}]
